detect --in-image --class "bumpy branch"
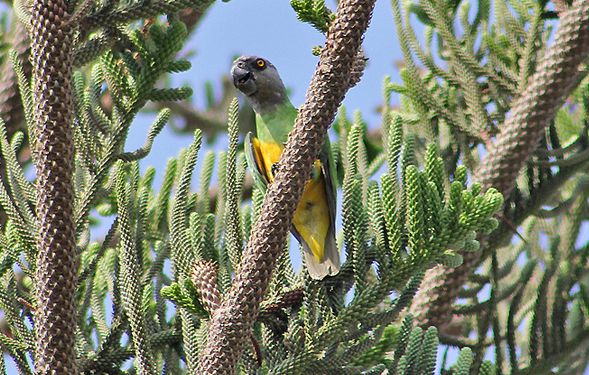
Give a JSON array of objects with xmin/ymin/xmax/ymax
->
[
  {"xmin": 411, "ymin": 0, "xmax": 589, "ymax": 329},
  {"xmin": 30, "ymin": 0, "xmax": 78, "ymax": 373},
  {"xmin": 196, "ymin": 0, "xmax": 375, "ymax": 373}
]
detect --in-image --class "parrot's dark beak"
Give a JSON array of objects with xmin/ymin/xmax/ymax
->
[
  {"xmin": 232, "ymin": 66, "xmax": 251, "ymax": 84},
  {"xmin": 231, "ymin": 65, "xmax": 257, "ymax": 96}
]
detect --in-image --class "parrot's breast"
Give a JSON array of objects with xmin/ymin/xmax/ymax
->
[{"xmin": 254, "ymin": 138, "xmax": 331, "ymax": 262}]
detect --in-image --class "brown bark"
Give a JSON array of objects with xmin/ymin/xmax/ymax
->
[
  {"xmin": 410, "ymin": 0, "xmax": 589, "ymax": 329},
  {"xmin": 30, "ymin": 0, "xmax": 78, "ymax": 372},
  {"xmin": 196, "ymin": 0, "xmax": 376, "ymax": 372}
]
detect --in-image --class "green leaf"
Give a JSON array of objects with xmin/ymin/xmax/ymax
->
[
  {"xmin": 454, "ymin": 347, "xmax": 473, "ymax": 375},
  {"xmin": 161, "ymin": 280, "xmax": 208, "ymax": 319},
  {"xmin": 170, "ymin": 130, "xmax": 203, "ymax": 278}
]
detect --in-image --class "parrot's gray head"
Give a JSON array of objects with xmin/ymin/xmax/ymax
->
[{"xmin": 231, "ymin": 56, "xmax": 288, "ymax": 114}]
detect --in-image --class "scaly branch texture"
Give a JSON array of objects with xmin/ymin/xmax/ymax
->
[
  {"xmin": 30, "ymin": 0, "xmax": 78, "ymax": 373},
  {"xmin": 4, "ymin": 0, "xmax": 586, "ymax": 372},
  {"xmin": 197, "ymin": 0, "xmax": 376, "ymax": 372},
  {"xmin": 411, "ymin": 0, "xmax": 589, "ymax": 329}
]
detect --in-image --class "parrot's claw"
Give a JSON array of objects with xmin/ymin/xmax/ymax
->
[{"xmin": 271, "ymin": 163, "xmax": 279, "ymax": 177}]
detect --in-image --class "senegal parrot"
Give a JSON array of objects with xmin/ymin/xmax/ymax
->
[{"xmin": 231, "ymin": 56, "xmax": 340, "ymax": 280}]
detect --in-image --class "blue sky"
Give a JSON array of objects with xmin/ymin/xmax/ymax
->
[
  {"xmin": 120, "ymin": 1, "xmax": 466, "ymax": 372},
  {"xmin": 122, "ymin": 0, "xmax": 405, "ymax": 272},
  {"xmin": 125, "ymin": 0, "xmax": 402, "ymax": 164},
  {"xmin": 3, "ymin": 0, "xmax": 461, "ymax": 372},
  {"xmin": 122, "ymin": 1, "xmax": 403, "ymax": 274},
  {"xmin": 185, "ymin": 0, "xmax": 399, "ymax": 123},
  {"xmin": 117, "ymin": 0, "xmax": 404, "ymax": 290},
  {"xmin": 4, "ymin": 1, "xmax": 587, "ymax": 373}
]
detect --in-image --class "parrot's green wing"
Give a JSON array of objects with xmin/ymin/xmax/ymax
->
[
  {"xmin": 244, "ymin": 131, "xmax": 268, "ymax": 194},
  {"xmin": 319, "ymin": 136, "xmax": 338, "ymax": 217},
  {"xmin": 319, "ymin": 137, "xmax": 339, "ymax": 271},
  {"xmin": 321, "ymin": 137, "xmax": 338, "ymax": 234}
]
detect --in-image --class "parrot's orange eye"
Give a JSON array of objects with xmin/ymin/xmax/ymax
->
[{"xmin": 256, "ymin": 59, "xmax": 266, "ymax": 69}]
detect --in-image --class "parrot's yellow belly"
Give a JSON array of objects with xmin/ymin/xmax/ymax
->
[{"xmin": 253, "ymin": 139, "xmax": 331, "ymax": 262}]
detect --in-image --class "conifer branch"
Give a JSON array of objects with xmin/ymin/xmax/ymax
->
[
  {"xmin": 0, "ymin": 0, "xmax": 585, "ymax": 371},
  {"xmin": 518, "ymin": 328, "xmax": 589, "ymax": 374},
  {"xmin": 411, "ymin": 0, "xmax": 589, "ymax": 329},
  {"xmin": 30, "ymin": 0, "xmax": 78, "ymax": 372},
  {"xmin": 82, "ymin": 0, "xmax": 213, "ymax": 31},
  {"xmin": 197, "ymin": 0, "xmax": 376, "ymax": 372}
]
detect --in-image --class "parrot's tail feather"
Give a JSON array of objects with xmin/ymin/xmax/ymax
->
[{"xmin": 302, "ymin": 235, "xmax": 340, "ymax": 280}]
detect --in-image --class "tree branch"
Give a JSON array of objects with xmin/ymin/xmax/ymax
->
[
  {"xmin": 196, "ymin": 0, "xmax": 375, "ymax": 372},
  {"xmin": 518, "ymin": 328, "xmax": 589, "ymax": 374},
  {"xmin": 30, "ymin": 0, "xmax": 78, "ymax": 373},
  {"xmin": 411, "ymin": 0, "xmax": 589, "ymax": 329}
]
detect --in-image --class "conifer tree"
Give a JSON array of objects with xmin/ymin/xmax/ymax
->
[{"xmin": 0, "ymin": 0, "xmax": 587, "ymax": 373}]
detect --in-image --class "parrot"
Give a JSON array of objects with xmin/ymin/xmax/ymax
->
[{"xmin": 231, "ymin": 55, "xmax": 340, "ymax": 280}]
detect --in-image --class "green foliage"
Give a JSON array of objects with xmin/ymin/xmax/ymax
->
[
  {"xmin": 161, "ymin": 279, "xmax": 208, "ymax": 318},
  {"xmin": 388, "ymin": 0, "xmax": 589, "ymax": 373},
  {"xmin": 0, "ymin": 16, "xmax": 205, "ymax": 373},
  {"xmin": 291, "ymin": 0, "xmax": 334, "ymax": 33},
  {"xmin": 352, "ymin": 324, "xmax": 398, "ymax": 368},
  {"xmin": 1, "ymin": 0, "xmax": 587, "ymax": 373},
  {"xmin": 228, "ymin": 101, "xmax": 500, "ymax": 373},
  {"xmin": 225, "ymin": 98, "xmax": 246, "ymax": 271}
]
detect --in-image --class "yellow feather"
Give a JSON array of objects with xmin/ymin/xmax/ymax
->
[{"xmin": 253, "ymin": 138, "xmax": 331, "ymax": 262}]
